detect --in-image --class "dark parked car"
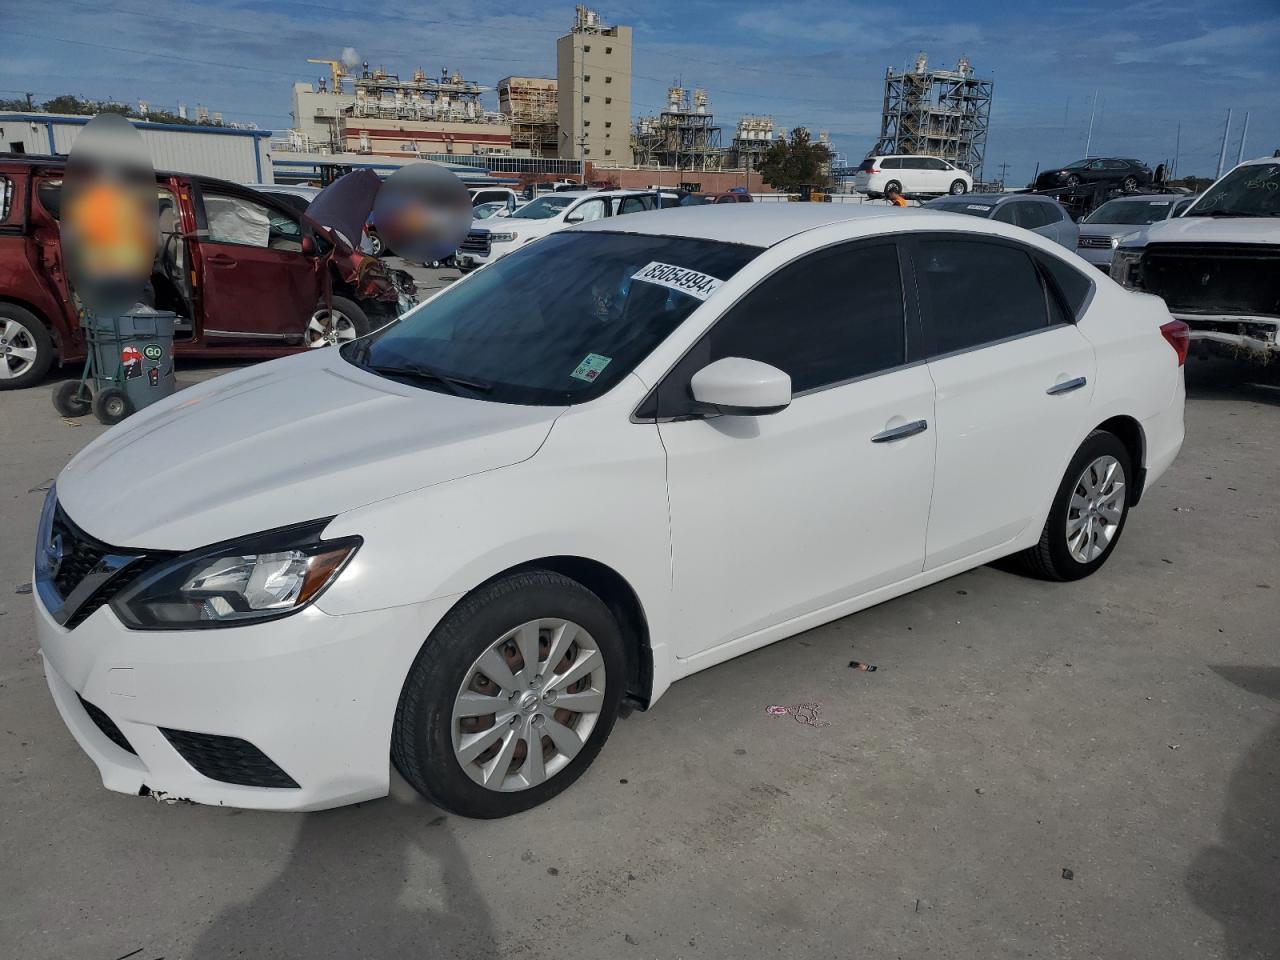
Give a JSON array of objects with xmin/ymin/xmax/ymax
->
[
  {"xmin": 1034, "ymin": 158, "xmax": 1153, "ymax": 193},
  {"xmin": 924, "ymin": 193, "xmax": 1079, "ymax": 249},
  {"xmin": 0, "ymin": 156, "xmax": 415, "ymax": 390}
]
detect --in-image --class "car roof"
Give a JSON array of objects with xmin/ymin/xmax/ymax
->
[
  {"xmin": 1096, "ymin": 193, "xmax": 1187, "ymax": 203},
  {"xmin": 943, "ymin": 193, "xmax": 1056, "ymax": 204},
  {"xmin": 573, "ymin": 204, "xmax": 907, "ymax": 246}
]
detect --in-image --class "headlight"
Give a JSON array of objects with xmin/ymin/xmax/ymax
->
[
  {"xmin": 488, "ymin": 231, "xmax": 517, "ymax": 243},
  {"xmin": 111, "ymin": 519, "xmax": 360, "ymax": 629},
  {"xmin": 1110, "ymin": 237, "xmax": 1121, "ymax": 249},
  {"xmin": 1109, "ymin": 248, "xmax": 1144, "ymax": 287}
]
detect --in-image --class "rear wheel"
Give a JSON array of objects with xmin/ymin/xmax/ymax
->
[
  {"xmin": 1121, "ymin": 175, "xmax": 1139, "ymax": 192},
  {"xmin": 949, "ymin": 179, "xmax": 968, "ymax": 195},
  {"xmin": 52, "ymin": 380, "xmax": 91, "ymax": 418},
  {"xmin": 883, "ymin": 179, "xmax": 902, "ymax": 198},
  {"xmin": 0, "ymin": 305, "xmax": 54, "ymax": 391},
  {"xmin": 305, "ymin": 296, "xmax": 371, "ymax": 348},
  {"xmin": 1015, "ymin": 431, "xmax": 1133, "ymax": 581},
  {"xmin": 392, "ymin": 570, "xmax": 624, "ymax": 818}
]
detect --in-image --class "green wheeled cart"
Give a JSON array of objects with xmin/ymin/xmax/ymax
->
[{"xmin": 52, "ymin": 309, "xmax": 176, "ymax": 425}]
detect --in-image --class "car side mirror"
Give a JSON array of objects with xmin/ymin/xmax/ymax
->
[
  {"xmin": 564, "ymin": 213, "xmax": 584, "ymax": 224},
  {"xmin": 690, "ymin": 357, "xmax": 791, "ymax": 416}
]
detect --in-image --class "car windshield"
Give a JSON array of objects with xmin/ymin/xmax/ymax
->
[
  {"xmin": 474, "ymin": 202, "xmax": 506, "ymax": 219},
  {"xmin": 1083, "ymin": 199, "xmax": 1176, "ymax": 225},
  {"xmin": 927, "ymin": 199, "xmax": 994, "ymax": 218},
  {"xmin": 1186, "ymin": 163, "xmax": 1280, "ymax": 218},
  {"xmin": 343, "ymin": 231, "xmax": 762, "ymax": 405},
  {"xmin": 1063, "ymin": 159, "xmax": 1090, "ymax": 170},
  {"xmin": 510, "ymin": 195, "xmax": 575, "ymax": 219}
]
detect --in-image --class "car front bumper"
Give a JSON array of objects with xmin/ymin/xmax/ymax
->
[{"xmin": 35, "ymin": 587, "xmax": 457, "ymax": 811}]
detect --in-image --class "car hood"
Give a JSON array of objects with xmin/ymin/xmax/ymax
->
[
  {"xmin": 56, "ymin": 350, "xmax": 564, "ymax": 551},
  {"xmin": 1124, "ymin": 215, "xmax": 1280, "ymax": 248},
  {"xmin": 1078, "ymin": 222, "xmax": 1151, "ymax": 240}
]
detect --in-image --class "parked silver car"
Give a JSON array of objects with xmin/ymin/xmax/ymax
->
[
  {"xmin": 1074, "ymin": 194, "xmax": 1198, "ymax": 271},
  {"xmin": 923, "ymin": 193, "xmax": 1078, "ymax": 249}
]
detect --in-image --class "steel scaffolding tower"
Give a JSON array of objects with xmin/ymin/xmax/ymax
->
[
  {"xmin": 632, "ymin": 87, "xmax": 725, "ymax": 171},
  {"xmin": 872, "ymin": 53, "xmax": 993, "ymax": 178}
]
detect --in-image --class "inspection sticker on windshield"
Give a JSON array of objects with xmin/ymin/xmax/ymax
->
[
  {"xmin": 966, "ymin": 204, "xmax": 993, "ymax": 211},
  {"xmin": 570, "ymin": 353, "xmax": 612, "ymax": 382},
  {"xmin": 631, "ymin": 261, "xmax": 725, "ymax": 301}
]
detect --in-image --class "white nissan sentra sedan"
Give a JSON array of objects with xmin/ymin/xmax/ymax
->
[{"xmin": 34, "ymin": 205, "xmax": 1186, "ymax": 818}]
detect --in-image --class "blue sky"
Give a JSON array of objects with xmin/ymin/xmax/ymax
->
[{"xmin": 3, "ymin": 0, "xmax": 1277, "ymax": 183}]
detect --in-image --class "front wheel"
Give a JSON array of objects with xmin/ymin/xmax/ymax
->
[
  {"xmin": 1015, "ymin": 430, "xmax": 1133, "ymax": 581},
  {"xmin": 392, "ymin": 570, "xmax": 625, "ymax": 818},
  {"xmin": 1066, "ymin": 174, "xmax": 1082, "ymax": 187},
  {"xmin": 949, "ymin": 179, "xmax": 968, "ymax": 195},
  {"xmin": 1121, "ymin": 175, "xmax": 1138, "ymax": 192},
  {"xmin": 92, "ymin": 386, "xmax": 134, "ymax": 426},
  {"xmin": 305, "ymin": 296, "xmax": 371, "ymax": 348}
]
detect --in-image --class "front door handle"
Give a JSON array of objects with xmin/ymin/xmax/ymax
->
[
  {"xmin": 205, "ymin": 254, "xmax": 236, "ymax": 267},
  {"xmin": 1046, "ymin": 376, "xmax": 1087, "ymax": 396},
  {"xmin": 871, "ymin": 419, "xmax": 928, "ymax": 443}
]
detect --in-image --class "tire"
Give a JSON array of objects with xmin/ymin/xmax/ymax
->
[
  {"xmin": 1121, "ymin": 176, "xmax": 1138, "ymax": 192},
  {"xmin": 52, "ymin": 380, "xmax": 91, "ymax": 418},
  {"xmin": 949, "ymin": 179, "xmax": 968, "ymax": 195},
  {"xmin": 1066, "ymin": 174, "xmax": 1081, "ymax": 187},
  {"xmin": 883, "ymin": 180, "xmax": 902, "ymax": 198},
  {"xmin": 392, "ymin": 569, "xmax": 626, "ymax": 818},
  {"xmin": 91, "ymin": 386, "xmax": 134, "ymax": 426},
  {"xmin": 367, "ymin": 231, "xmax": 384, "ymax": 257},
  {"xmin": 0, "ymin": 304, "xmax": 55, "ymax": 391},
  {"xmin": 305, "ymin": 296, "xmax": 371, "ymax": 348},
  {"xmin": 1015, "ymin": 430, "xmax": 1134, "ymax": 581}
]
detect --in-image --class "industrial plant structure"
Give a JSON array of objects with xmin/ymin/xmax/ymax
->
[
  {"xmin": 556, "ymin": 5, "xmax": 632, "ymax": 161},
  {"xmin": 633, "ymin": 87, "xmax": 725, "ymax": 171},
  {"xmin": 872, "ymin": 53, "xmax": 993, "ymax": 178},
  {"xmin": 498, "ymin": 77, "xmax": 559, "ymax": 158},
  {"xmin": 729, "ymin": 115, "xmax": 776, "ymax": 171}
]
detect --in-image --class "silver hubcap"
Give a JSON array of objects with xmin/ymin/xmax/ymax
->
[
  {"xmin": 1066, "ymin": 455, "xmax": 1126, "ymax": 564},
  {"xmin": 305, "ymin": 309, "xmax": 357, "ymax": 348},
  {"xmin": 452, "ymin": 618, "xmax": 605, "ymax": 793},
  {"xmin": 0, "ymin": 318, "xmax": 40, "ymax": 380}
]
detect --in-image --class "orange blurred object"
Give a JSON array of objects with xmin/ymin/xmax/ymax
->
[{"xmin": 66, "ymin": 181, "xmax": 152, "ymax": 277}]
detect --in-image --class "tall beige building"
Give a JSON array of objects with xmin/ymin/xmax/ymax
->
[{"xmin": 556, "ymin": 6, "xmax": 632, "ymax": 163}]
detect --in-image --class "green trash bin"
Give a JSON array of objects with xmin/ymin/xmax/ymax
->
[{"xmin": 86, "ymin": 309, "xmax": 177, "ymax": 416}]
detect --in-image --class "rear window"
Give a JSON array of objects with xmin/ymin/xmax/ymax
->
[
  {"xmin": 1084, "ymin": 199, "xmax": 1175, "ymax": 225},
  {"xmin": 856, "ymin": 159, "xmax": 877, "ymax": 172},
  {"xmin": 928, "ymin": 200, "xmax": 993, "ymax": 217}
]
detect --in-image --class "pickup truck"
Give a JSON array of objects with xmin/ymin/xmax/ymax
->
[
  {"xmin": 1111, "ymin": 156, "xmax": 1280, "ymax": 360},
  {"xmin": 0, "ymin": 156, "xmax": 416, "ymax": 389}
]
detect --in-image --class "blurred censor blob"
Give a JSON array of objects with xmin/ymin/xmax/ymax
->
[
  {"xmin": 371, "ymin": 163, "xmax": 471, "ymax": 265},
  {"xmin": 61, "ymin": 113, "xmax": 157, "ymax": 317}
]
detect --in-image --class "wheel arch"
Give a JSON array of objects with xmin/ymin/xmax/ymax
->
[
  {"xmin": 1093, "ymin": 414, "xmax": 1147, "ymax": 505},
  {"xmin": 470, "ymin": 556, "xmax": 654, "ymax": 710}
]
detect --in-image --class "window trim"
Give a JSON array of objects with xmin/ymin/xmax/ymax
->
[
  {"xmin": 633, "ymin": 236, "xmax": 921, "ymax": 422},
  {"xmin": 901, "ymin": 231, "xmax": 1088, "ymax": 362}
]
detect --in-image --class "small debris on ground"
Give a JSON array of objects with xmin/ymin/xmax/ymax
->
[
  {"xmin": 765, "ymin": 703, "xmax": 830, "ymax": 727},
  {"xmin": 619, "ymin": 778, "xmax": 628, "ymax": 784},
  {"xmin": 956, "ymin": 589, "xmax": 968, "ymax": 595},
  {"xmin": 546, "ymin": 866, "xmax": 559, "ymax": 876},
  {"xmin": 1173, "ymin": 506, "xmax": 1193, "ymax": 512},
  {"xmin": 1061, "ymin": 868, "xmax": 1074, "ymax": 880},
  {"xmin": 27, "ymin": 480, "xmax": 54, "ymax": 493},
  {"xmin": 624, "ymin": 933, "xmax": 640, "ymax": 945},
  {"xmin": 849, "ymin": 660, "xmax": 878, "ymax": 672},
  {"xmin": 974, "ymin": 787, "xmax": 985, "ymax": 795},
  {"xmin": 14, "ymin": 583, "xmax": 32, "ymax": 595},
  {"xmin": 1168, "ymin": 743, "xmax": 1180, "ymax": 750},
  {"xmin": 733, "ymin": 747, "xmax": 747, "ymax": 755}
]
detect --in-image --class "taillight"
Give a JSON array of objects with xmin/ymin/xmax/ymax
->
[
  {"xmin": 870, "ymin": 168, "xmax": 881, "ymax": 174},
  {"xmin": 1160, "ymin": 319, "xmax": 1190, "ymax": 366}
]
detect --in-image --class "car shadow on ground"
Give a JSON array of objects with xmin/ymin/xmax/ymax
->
[
  {"xmin": 189, "ymin": 785, "xmax": 497, "ymax": 960},
  {"xmin": 1184, "ymin": 666, "xmax": 1280, "ymax": 959}
]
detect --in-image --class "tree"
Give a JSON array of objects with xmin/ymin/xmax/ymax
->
[{"xmin": 757, "ymin": 127, "xmax": 833, "ymax": 194}]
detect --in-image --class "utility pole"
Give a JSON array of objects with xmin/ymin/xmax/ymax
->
[
  {"xmin": 24, "ymin": 91, "xmax": 34, "ymax": 109},
  {"xmin": 1216, "ymin": 108, "xmax": 1233, "ymax": 178},
  {"xmin": 997, "ymin": 161, "xmax": 1010, "ymax": 187},
  {"xmin": 1084, "ymin": 89, "xmax": 1098, "ymax": 157},
  {"xmin": 1236, "ymin": 111, "xmax": 1250, "ymax": 166},
  {"xmin": 577, "ymin": 35, "xmax": 586, "ymax": 164},
  {"xmin": 1173, "ymin": 122, "xmax": 1181, "ymax": 179}
]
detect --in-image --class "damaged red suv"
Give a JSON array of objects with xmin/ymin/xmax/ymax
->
[{"xmin": 0, "ymin": 156, "xmax": 416, "ymax": 390}]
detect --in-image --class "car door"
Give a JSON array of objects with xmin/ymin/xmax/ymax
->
[
  {"xmin": 651, "ymin": 239, "xmax": 936, "ymax": 658},
  {"xmin": 192, "ymin": 186, "xmax": 320, "ymax": 345},
  {"xmin": 907, "ymin": 233, "xmax": 1096, "ymax": 569}
]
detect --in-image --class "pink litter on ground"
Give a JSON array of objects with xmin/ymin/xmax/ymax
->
[{"xmin": 765, "ymin": 705, "xmax": 791, "ymax": 716}]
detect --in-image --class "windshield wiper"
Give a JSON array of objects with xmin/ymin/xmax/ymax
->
[{"xmin": 365, "ymin": 361, "xmax": 493, "ymax": 398}]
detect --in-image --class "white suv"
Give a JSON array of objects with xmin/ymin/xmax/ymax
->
[{"xmin": 854, "ymin": 155, "xmax": 973, "ymax": 199}]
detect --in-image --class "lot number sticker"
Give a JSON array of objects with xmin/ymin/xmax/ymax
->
[
  {"xmin": 570, "ymin": 353, "xmax": 612, "ymax": 382},
  {"xmin": 631, "ymin": 261, "xmax": 724, "ymax": 301}
]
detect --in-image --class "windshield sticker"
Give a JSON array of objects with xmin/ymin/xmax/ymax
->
[
  {"xmin": 965, "ymin": 204, "xmax": 993, "ymax": 211},
  {"xmin": 570, "ymin": 353, "xmax": 612, "ymax": 382},
  {"xmin": 1148, "ymin": 201, "xmax": 1170, "ymax": 206},
  {"xmin": 631, "ymin": 261, "xmax": 724, "ymax": 301}
]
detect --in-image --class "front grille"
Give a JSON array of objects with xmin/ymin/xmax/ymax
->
[
  {"xmin": 77, "ymin": 694, "xmax": 137, "ymax": 755},
  {"xmin": 1141, "ymin": 243, "xmax": 1280, "ymax": 317},
  {"xmin": 51, "ymin": 507, "xmax": 106, "ymax": 599},
  {"xmin": 1077, "ymin": 235, "xmax": 1114, "ymax": 250},
  {"xmin": 160, "ymin": 728, "xmax": 299, "ymax": 789},
  {"xmin": 459, "ymin": 229, "xmax": 491, "ymax": 255}
]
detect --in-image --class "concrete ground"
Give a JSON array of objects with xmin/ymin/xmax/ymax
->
[{"xmin": 1, "ymin": 325, "xmax": 1276, "ymax": 959}]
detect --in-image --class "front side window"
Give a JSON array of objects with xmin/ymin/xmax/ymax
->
[
  {"xmin": 915, "ymin": 237, "xmax": 1051, "ymax": 355},
  {"xmin": 203, "ymin": 192, "xmax": 300, "ymax": 251},
  {"xmin": 1186, "ymin": 162, "xmax": 1280, "ymax": 218},
  {"xmin": 346, "ymin": 232, "xmax": 761, "ymax": 405},
  {"xmin": 703, "ymin": 241, "xmax": 907, "ymax": 394},
  {"xmin": 568, "ymin": 198, "xmax": 607, "ymax": 222}
]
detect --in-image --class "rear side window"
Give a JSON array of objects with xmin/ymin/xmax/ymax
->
[
  {"xmin": 1015, "ymin": 203, "xmax": 1048, "ymax": 229},
  {"xmin": 881, "ymin": 158, "xmax": 902, "ymax": 170},
  {"xmin": 704, "ymin": 241, "xmax": 907, "ymax": 393},
  {"xmin": 915, "ymin": 237, "xmax": 1050, "ymax": 355},
  {"xmin": 1038, "ymin": 253, "xmax": 1094, "ymax": 320}
]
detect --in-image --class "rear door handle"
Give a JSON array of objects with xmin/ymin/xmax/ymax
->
[
  {"xmin": 871, "ymin": 419, "xmax": 928, "ymax": 443},
  {"xmin": 205, "ymin": 254, "xmax": 236, "ymax": 267},
  {"xmin": 1046, "ymin": 376, "xmax": 1087, "ymax": 396}
]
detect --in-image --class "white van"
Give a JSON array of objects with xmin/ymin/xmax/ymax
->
[{"xmin": 853, "ymin": 155, "xmax": 973, "ymax": 199}]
